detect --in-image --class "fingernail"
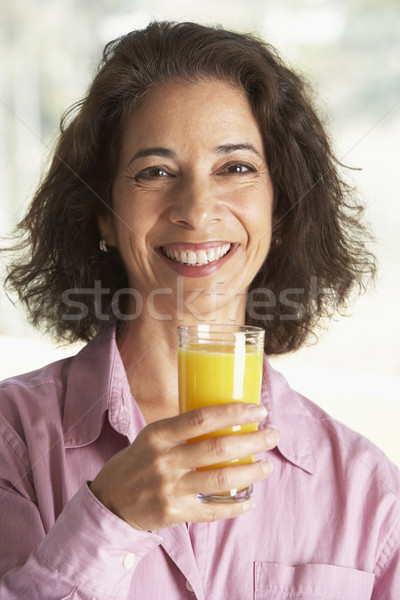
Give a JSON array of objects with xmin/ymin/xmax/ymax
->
[
  {"xmin": 265, "ymin": 429, "xmax": 280, "ymax": 446},
  {"xmin": 260, "ymin": 460, "xmax": 273, "ymax": 475},
  {"xmin": 247, "ymin": 404, "xmax": 268, "ymax": 421},
  {"xmin": 242, "ymin": 501, "xmax": 255, "ymax": 512}
]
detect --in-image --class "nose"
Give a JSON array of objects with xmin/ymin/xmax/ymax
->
[{"xmin": 167, "ymin": 176, "xmax": 221, "ymax": 230}]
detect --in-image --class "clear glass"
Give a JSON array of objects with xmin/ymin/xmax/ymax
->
[{"xmin": 178, "ymin": 324, "xmax": 265, "ymax": 503}]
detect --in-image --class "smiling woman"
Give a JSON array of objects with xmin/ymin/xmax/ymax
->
[
  {"xmin": 1, "ymin": 20, "xmax": 399, "ymax": 600},
  {"xmin": 4, "ymin": 21, "xmax": 374, "ymax": 354}
]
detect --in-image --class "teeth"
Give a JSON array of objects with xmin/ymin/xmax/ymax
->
[
  {"xmin": 163, "ymin": 244, "xmax": 231, "ymax": 266},
  {"xmin": 207, "ymin": 248, "xmax": 216, "ymax": 262},
  {"xmin": 197, "ymin": 250, "xmax": 208, "ymax": 265}
]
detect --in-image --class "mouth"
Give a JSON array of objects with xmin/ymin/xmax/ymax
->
[
  {"xmin": 161, "ymin": 243, "xmax": 231, "ymax": 266},
  {"xmin": 156, "ymin": 241, "xmax": 237, "ymax": 278}
]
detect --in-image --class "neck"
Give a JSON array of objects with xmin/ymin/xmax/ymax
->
[{"xmin": 116, "ymin": 293, "xmax": 247, "ymax": 423}]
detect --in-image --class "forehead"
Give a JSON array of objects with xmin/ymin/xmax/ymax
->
[
  {"xmin": 119, "ymin": 78, "xmax": 263, "ymax": 154},
  {"xmin": 136, "ymin": 77, "xmax": 248, "ymax": 111}
]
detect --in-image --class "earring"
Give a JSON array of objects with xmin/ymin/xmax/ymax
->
[
  {"xmin": 272, "ymin": 237, "xmax": 282, "ymax": 248},
  {"xmin": 99, "ymin": 239, "xmax": 109, "ymax": 252}
]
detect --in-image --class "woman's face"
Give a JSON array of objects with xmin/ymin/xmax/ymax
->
[{"xmin": 99, "ymin": 78, "xmax": 274, "ymax": 322}]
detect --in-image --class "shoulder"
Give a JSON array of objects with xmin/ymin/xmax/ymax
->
[
  {"xmin": 0, "ymin": 356, "xmax": 74, "ymax": 448},
  {"xmin": 0, "ymin": 356, "xmax": 73, "ymax": 394},
  {"xmin": 0, "ymin": 328, "xmax": 117, "ymax": 452},
  {"xmin": 266, "ymin": 360, "xmax": 400, "ymax": 502},
  {"xmin": 0, "ymin": 354, "xmax": 75, "ymax": 408},
  {"xmin": 0, "ymin": 328, "xmax": 113, "ymax": 412},
  {"xmin": 300, "ymin": 390, "xmax": 400, "ymax": 490}
]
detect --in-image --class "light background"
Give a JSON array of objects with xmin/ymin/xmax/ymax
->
[{"xmin": 1, "ymin": 0, "xmax": 399, "ymax": 463}]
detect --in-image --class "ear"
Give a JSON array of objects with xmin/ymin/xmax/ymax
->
[{"xmin": 97, "ymin": 212, "xmax": 117, "ymax": 247}]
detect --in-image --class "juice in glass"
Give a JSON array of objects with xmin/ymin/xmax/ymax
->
[
  {"xmin": 178, "ymin": 345, "xmax": 263, "ymax": 467},
  {"xmin": 177, "ymin": 324, "xmax": 264, "ymax": 502}
]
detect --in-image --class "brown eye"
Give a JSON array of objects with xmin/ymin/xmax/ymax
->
[
  {"xmin": 134, "ymin": 167, "xmax": 172, "ymax": 181},
  {"xmin": 225, "ymin": 163, "xmax": 255, "ymax": 174}
]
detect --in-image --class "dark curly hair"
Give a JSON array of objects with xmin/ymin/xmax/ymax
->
[{"xmin": 4, "ymin": 21, "xmax": 375, "ymax": 354}]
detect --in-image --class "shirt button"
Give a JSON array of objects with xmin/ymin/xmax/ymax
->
[
  {"xmin": 185, "ymin": 580, "xmax": 194, "ymax": 593},
  {"xmin": 122, "ymin": 552, "xmax": 136, "ymax": 569}
]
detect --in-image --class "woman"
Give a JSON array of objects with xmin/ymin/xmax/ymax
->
[{"xmin": 1, "ymin": 21, "xmax": 399, "ymax": 599}]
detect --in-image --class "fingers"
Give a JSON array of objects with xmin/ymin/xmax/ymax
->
[
  {"xmin": 178, "ymin": 428, "xmax": 279, "ymax": 469},
  {"xmin": 180, "ymin": 460, "xmax": 274, "ymax": 524},
  {"xmin": 184, "ymin": 459, "xmax": 273, "ymax": 496},
  {"xmin": 190, "ymin": 498, "xmax": 256, "ymax": 523},
  {"xmin": 152, "ymin": 402, "xmax": 268, "ymax": 445}
]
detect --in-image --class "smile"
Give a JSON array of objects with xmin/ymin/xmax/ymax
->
[
  {"xmin": 156, "ymin": 242, "xmax": 237, "ymax": 278},
  {"xmin": 161, "ymin": 243, "xmax": 231, "ymax": 266}
]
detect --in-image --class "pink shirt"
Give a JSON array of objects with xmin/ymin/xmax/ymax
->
[{"xmin": 0, "ymin": 328, "xmax": 399, "ymax": 599}]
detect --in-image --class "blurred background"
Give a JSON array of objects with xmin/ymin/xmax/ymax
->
[{"xmin": 1, "ymin": 0, "xmax": 399, "ymax": 463}]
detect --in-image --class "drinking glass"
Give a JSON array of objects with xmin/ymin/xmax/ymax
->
[{"xmin": 178, "ymin": 324, "xmax": 265, "ymax": 503}]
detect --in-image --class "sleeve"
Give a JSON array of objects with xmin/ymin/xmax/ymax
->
[
  {"xmin": 371, "ymin": 525, "xmax": 400, "ymax": 600},
  {"xmin": 0, "ymin": 482, "xmax": 164, "ymax": 599},
  {"xmin": 0, "ymin": 422, "xmax": 163, "ymax": 599}
]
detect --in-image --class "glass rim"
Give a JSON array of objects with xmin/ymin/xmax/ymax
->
[
  {"xmin": 177, "ymin": 324, "xmax": 265, "ymax": 346},
  {"xmin": 177, "ymin": 324, "xmax": 264, "ymax": 333}
]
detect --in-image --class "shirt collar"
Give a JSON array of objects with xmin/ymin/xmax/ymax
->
[
  {"xmin": 63, "ymin": 328, "xmax": 140, "ymax": 447},
  {"xmin": 261, "ymin": 355, "xmax": 315, "ymax": 474}
]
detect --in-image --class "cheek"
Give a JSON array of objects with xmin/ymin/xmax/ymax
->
[
  {"xmin": 245, "ymin": 203, "xmax": 273, "ymax": 270},
  {"xmin": 245, "ymin": 199, "xmax": 273, "ymax": 242},
  {"xmin": 113, "ymin": 198, "xmax": 150, "ymax": 240},
  {"xmin": 229, "ymin": 179, "xmax": 273, "ymax": 223}
]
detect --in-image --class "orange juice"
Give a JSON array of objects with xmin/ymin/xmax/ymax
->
[{"xmin": 178, "ymin": 345, "xmax": 263, "ymax": 468}]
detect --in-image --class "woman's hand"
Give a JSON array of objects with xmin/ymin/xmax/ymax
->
[{"xmin": 89, "ymin": 403, "xmax": 278, "ymax": 531}]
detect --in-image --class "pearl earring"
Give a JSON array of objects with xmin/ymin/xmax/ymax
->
[{"xmin": 99, "ymin": 239, "xmax": 109, "ymax": 252}]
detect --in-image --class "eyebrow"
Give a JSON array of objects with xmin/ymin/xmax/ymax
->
[
  {"xmin": 214, "ymin": 143, "xmax": 262, "ymax": 158},
  {"xmin": 128, "ymin": 147, "xmax": 177, "ymax": 166}
]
